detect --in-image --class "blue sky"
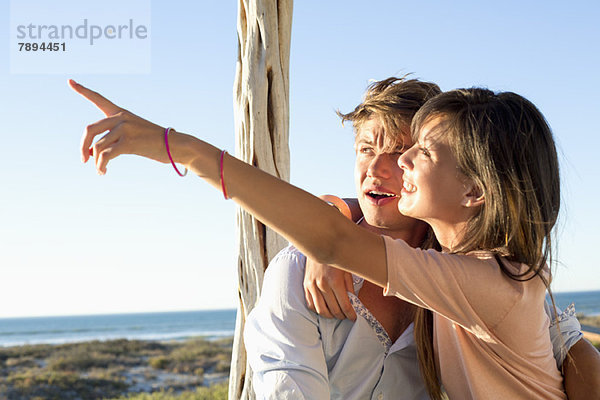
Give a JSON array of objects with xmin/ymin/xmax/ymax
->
[{"xmin": 1, "ymin": 1, "xmax": 599, "ymax": 318}]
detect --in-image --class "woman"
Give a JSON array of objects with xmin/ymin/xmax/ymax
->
[{"xmin": 70, "ymin": 80, "xmax": 565, "ymax": 398}]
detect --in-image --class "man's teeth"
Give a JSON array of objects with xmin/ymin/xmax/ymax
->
[
  {"xmin": 368, "ymin": 191, "xmax": 396, "ymax": 198},
  {"xmin": 403, "ymin": 182, "xmax": 416, "ymax": 193}
]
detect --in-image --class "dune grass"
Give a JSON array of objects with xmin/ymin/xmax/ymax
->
[
  {"xmin": 578, "ymin": 314, "xmax": 600, "ymax": 329},
  {"xmin": 105, "ymin": 383, "xmax": 228, "ymax": 400},
  {"xmin": 0, "ymin": 338, "xmax": 231, "ymax": 400}
]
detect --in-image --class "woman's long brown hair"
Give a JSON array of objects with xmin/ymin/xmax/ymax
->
[{"xmin": 410, "ymin": 88, "xmax": 561, "ymax": 398}]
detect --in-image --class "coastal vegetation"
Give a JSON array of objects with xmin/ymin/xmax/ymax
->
[
  {"xmin": 578, "ymin": 314, "xmax": 600, "ymax": 330},
  {"xmin": 0, "ymin": 337, "xmax": 231, "ymax": 400},
  {"xmin": 579, "ymin": 314, "xmax": 600, "ymax": 348},
  {"xmin": 108, "ymin": 383, "xmax": 228, "ymax": 400},
  {"xmin": 1, "ymin": 318, "xmax": 598, "ymax": 400}
]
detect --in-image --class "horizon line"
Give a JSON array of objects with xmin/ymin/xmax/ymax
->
[{"xmin": 0, "ymin": 307, "xmax": 238, "ymax": 320}]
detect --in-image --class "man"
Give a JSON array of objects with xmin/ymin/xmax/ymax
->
[{"xmin": 244, "ymin": 77, "xmax": 599, "ymax": 399}]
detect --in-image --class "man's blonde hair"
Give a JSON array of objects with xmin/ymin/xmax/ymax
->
[{"xmin": 338, "ymin": 76, "xmax": 441, "ymax": 151}]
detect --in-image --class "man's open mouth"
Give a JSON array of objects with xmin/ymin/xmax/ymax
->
[{"xmin": 367, "ymin": 190, "xmax": 397, "ymax": 200}]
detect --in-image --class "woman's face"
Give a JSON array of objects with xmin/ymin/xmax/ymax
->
[{"xmin": 397, "ymin": 117, "xmax": 472, "ymax": 229}]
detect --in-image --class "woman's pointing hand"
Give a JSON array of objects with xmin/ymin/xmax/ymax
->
[{"xmin": 69, "ymin": 79, "xmax": 168, "ymax": 175}]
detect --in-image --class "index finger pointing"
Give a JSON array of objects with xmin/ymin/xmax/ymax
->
[{"xmin": 68, "ymin": 79, "xmax": 122, "ymax": 116}]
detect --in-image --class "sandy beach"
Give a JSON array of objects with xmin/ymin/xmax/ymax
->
[
  {"xmin": 582, "ymin": 327, "xmax": 600, "ymax": 344},
  {"xmin": 583, "ymin": 330, "xmax": 600, "ymax": 344},
  {"xmin": 580, "ymin": 315, "xmax": 600, "ymax": 344}
]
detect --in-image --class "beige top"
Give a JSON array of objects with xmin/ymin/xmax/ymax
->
[{"xmin": 382, "ymin": 236, "xmax": 566, "ymax": 400}]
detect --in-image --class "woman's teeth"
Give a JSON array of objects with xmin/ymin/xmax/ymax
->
[{"xmin": 403, "ymin": 182, "xmax": 416, "ymax": 193}]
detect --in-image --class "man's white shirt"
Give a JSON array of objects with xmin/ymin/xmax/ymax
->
[{"xmin": 244, "ymin": 245, "xmax": 428, "ymax": 400}]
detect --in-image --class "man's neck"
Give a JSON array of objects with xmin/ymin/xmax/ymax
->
[
  {"xmin": 358, "ymin": 219, "xmax": 428, "ymax": 248},
  {"xmin": 355, "ymin": 217, "xmax": 425, "ymax": 342}
]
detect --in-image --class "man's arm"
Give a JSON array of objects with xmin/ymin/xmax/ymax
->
[
  {"xmin": 545, "ymin": 302, "xmax": 600, "ymax": 399},
  {"xmin": 244, "ymin": 246, "xmax": 330, "ymax": 400},
  {"xmin": 563, "ymin": 338, "xmax": 600, "ymax": 400},
  {"xmin": 303, "ymin": 196, "xmax": 361, "ymax": 320}
]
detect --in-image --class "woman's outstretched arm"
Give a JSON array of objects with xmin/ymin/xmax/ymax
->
[{"xmin": 70, "ymin": 80, "xmax": 387, "ymax": 287}]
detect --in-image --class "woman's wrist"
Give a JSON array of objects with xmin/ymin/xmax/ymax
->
[{"xmin": 167, "ymin": 131, "xmax": 221, "ymax": 180}]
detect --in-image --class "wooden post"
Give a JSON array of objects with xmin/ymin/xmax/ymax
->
[{"xmin": 230, "ymin": 0, "xmax": 292, "ymax": 398}]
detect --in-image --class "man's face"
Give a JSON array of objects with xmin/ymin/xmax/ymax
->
[{"xmin": 354, "ymin": 118, "xmax": 423, "ymax": 231}]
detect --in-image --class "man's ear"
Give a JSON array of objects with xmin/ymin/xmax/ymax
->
[{"xmin": 461, "ymin": 180, "xmax": 485, "ymax": 208}]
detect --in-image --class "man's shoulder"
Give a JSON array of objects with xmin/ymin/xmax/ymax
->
[
  {"xmin": 247, "ymin": 244, "xmax": 320, "ymax": 339},
  {"xmin": 264, "ymin": 244, "xmax": 307, "ymax": 282},
  {"xmin": 271, "ymin": 244, "xmax": 306, "ymax": 265},
  {"xmin": 256, "ymin": 244, "xmax": 309, "ymax": 307}
]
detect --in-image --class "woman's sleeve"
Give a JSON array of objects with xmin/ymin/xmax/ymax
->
[{"xmin": 382, "ymin": 235, "xmax": 520, "ymax": 331}]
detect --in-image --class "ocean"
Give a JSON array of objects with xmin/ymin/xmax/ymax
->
[
  {"xmin": 1, "ymin": 290, "xmax": 598, "ymax": 348},
  {"xmin": 552, "ymin": 290, "xmax": 600, "ymax": 317},
  {"xmin": 0, "ymin": 309, "xmax": 236, "ymax": 347}
]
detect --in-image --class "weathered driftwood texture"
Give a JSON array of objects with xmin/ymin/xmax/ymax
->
[{"xmin": 230, "ymin": 0, "xmax": 293, "ymax": 398}]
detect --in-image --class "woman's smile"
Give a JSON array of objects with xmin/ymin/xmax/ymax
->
[{"xmin": 401, "ymin": 181, "xmax": 416, "ymax": 194}]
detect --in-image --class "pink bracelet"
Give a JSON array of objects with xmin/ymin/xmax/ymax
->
[
  {"xmin": 220, "ymin": 150, "xmax": 229, "ymax": 200},
  {"xmin": 164, "ymin": 127, "xmax": 187, "ymax": 177}
]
